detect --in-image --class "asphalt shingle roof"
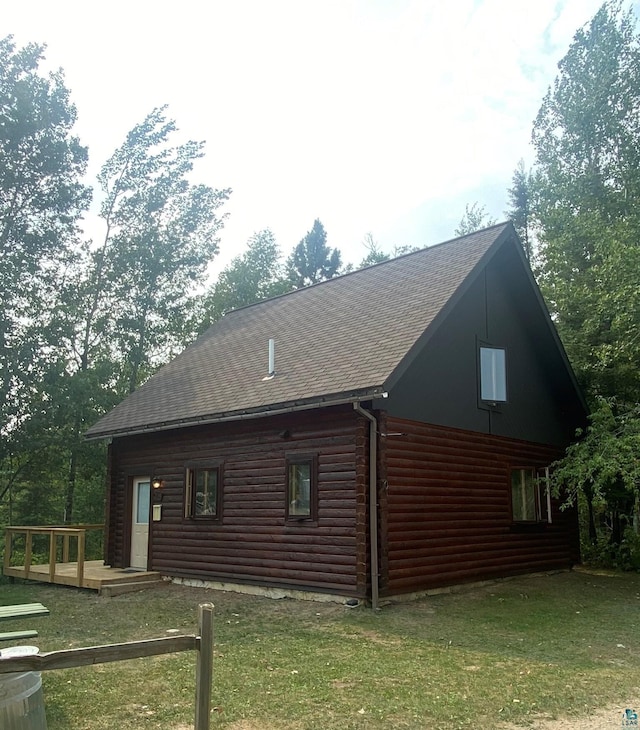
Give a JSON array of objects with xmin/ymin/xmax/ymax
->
[{"xmin": 86, "ymin": 223, "xmax": 513, "ymax": 439}]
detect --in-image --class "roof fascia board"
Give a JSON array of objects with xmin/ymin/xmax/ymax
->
[{"xmin": 85, "ymin": 388, "xmax": 387, "ymax": 441}]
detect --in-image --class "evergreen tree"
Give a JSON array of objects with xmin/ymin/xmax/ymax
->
[
  {"xmin": 505, "ymin": 159, "xmax": 534, "ymax": 261},
  {"xmin": 286, "ymin": 219, "xmax": 341, "ymax": 287}
]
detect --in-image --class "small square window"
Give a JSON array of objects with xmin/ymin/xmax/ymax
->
[
  {"xmin": 480, "ymin": 346, "xmax": 507, "ymax": 402},
  {"xmin": 286, "ymin": 455, "xmax": 317, "ymax": 521},
  {"xmin": 511, "ymin": 467, "xmax": 551, "ymax": 523},
  {"xmin": 185, "ymin": 464, "xmax": 222, "ymax": 519}
]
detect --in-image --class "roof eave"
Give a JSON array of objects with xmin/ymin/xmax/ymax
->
[{"xmin": 84, "ymin": 386, "xmax": 388, "ymax": 441}]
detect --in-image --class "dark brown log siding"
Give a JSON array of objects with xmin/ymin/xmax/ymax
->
[
  {"xmin": 380, "ymin": 416, "xmax": 579, "ymax": 596},
  {"xmin": 107, "ymin": 406, "xmax": 368, "ymax": 597}
]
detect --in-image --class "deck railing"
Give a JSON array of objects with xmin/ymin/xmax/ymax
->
[{"xmin": 3, "ymin": 524, "xmax": 104, "ymax": 587}]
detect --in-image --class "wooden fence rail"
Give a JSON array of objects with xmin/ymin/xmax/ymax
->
[{"xmin": 0, "ymin": 603, "xmax": 215, "ymax": 730}]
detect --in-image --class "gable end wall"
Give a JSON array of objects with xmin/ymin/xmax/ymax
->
[{"xmin": 384, "ymin": 240, "xmax": 583, "ymax": 446}]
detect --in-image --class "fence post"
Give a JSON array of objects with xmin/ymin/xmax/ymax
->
[{"xmin": 194, "ymin": 603, "xmax": 214, "ymax": 730}]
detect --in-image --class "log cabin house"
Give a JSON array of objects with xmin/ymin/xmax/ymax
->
[{"xmin": 86, "ymin": 222, "xmax": 587, "ymax": 606}]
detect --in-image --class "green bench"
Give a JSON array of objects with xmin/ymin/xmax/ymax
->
[{"xmin": 0, "ymin": 602, "xmax": 49, "ymax": 643}]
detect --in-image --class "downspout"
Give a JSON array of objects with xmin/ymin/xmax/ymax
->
[{"xmin": 353, "ymin": 402, "xmax": 379, "ymax": 610}]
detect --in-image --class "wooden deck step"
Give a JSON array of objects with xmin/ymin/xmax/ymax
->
[
  {"xmin": 99, "ymin": 569, "xmax": 162, "ymax": 586},
  {"xmin": 99, "ymin": 576, "xmax": 165, "ymax": 597}
]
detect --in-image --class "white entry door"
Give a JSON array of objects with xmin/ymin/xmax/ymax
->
[{"xmin": 130, "ymin": 477, "xmax": 151, "ymax": 569}]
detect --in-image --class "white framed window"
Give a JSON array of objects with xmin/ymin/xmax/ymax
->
[
  {"xmin": 480, "ymin": 346, "xmax": 507, "ymax": 402},
  {"xmin": 511, "ymin": 467, "xmax": 552, "ymax": 523}
]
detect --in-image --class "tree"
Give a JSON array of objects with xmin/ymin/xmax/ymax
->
[
  {"xmin": 532, "ymin": 1, "xmax": 640, "ymax": 403},
  {"xmin": 202, "ymin": 229, "xmax": 291, "ymax": 326},
  {"xmin": 357, "ymin": 233, "xmax": 419, "ymax": 268},
  {"xmin": 286, "ymin": 219, "xmax": 341, "ymax": 287},
  {"xmin": 454, "ymin": 203, "xmax": 497, "ymax": 237},
  {"xmin": 0, "ymin": 36, "xmax": 90, "ymax": 515},
  {"xmin": 505, "ymin": 160, "xmax": 534, "ymax": 261},
  {"xmin": 550, "ymin": 398, "xmax": 640, "ymax": 555},
  {"xmin": 97, "ymin": 107, "xmax": 231, "ymax": 395},
  {"xmin": 48, "ymin": 107, "xmax": 231, "ymax": 521},
  {"xmin": 358, "ymin": 233, "xmax": 389, "ymax": 267},
  {"xmin": 529, "ymin": 1, "xmax": 640, "ymax": 562},
  {"xmin": 13, "ymin": 107, "xmax": 232, "ymax": 524}
]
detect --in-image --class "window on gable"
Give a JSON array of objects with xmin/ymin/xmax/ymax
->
[
  {"xmin": 480, "ymin": 346, "xmax": 507, "ymax": 403},
  {"xmin": 511, "ymin": 467, "xmax": 552, "ymax": 523},
  {"xmin": 185, "ymin": 464, "xmax": 222, "ymax": 519},
  {"xmin": 286, "ymin": 455, "xmax": 317, "ymax": 521}
]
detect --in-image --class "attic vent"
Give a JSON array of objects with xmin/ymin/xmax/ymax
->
[{"xmin": 262, "ymin": 338, "xmax": 276, "ymax": 381}]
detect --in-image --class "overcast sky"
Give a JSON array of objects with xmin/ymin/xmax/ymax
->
[{"xmin": 4, "ymin": 0, "xmax": 634, "ymax": 269}]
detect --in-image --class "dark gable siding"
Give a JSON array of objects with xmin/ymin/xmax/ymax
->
[
  {"xmin": 107, "ymin": 405, "xmax": 367, "ymax": 597},
  {"xmin": 379, "ymin": 416, "xmax": 580, "ymax": 597},
  {"xmin": 383, "ymin": 240, "xmax": 581, "ymax": 447}
]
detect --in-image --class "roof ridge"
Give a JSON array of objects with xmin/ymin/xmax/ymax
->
[{"xmin": 221, "ymin": 221, "xmax": 513, "ymax": 319}]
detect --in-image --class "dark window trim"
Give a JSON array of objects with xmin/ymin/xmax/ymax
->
[
  {"xmin": 285, "ymin": 453, "xmax": 318, "ymax": 524},
  {"xmin": 509, "ymin": 465, "xmax": 550, "ymax": 526},
  {"xmin": 184, "ymin": 461, "xmax": 223, "ymax": 521},
  {"xmin": 477, "ymin": 338, "xmax": 508, "ymax": 410}
]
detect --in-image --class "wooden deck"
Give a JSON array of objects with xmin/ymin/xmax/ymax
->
[
  {"xmin": 4, "ymin": 560, "xmax": 163, "ymax": 596},
  {"xmin": 3, "ymin": 524, "xmax": 163, "ymax": 596}
]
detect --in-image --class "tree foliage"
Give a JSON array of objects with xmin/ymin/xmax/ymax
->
[
  {"xmin": 357, "ymin": 233, "xmax": 418, "ymax": 268},
  {"xmin": 454, "ymin": 203, "xmax": 497, "ymax": 237},
  {"xmin": 0, "ymin": 94, "xmax": 231, "ymax": 524},
  {"xmin": 358, "ymin": 233, "xmax": 389, "ymax": 267},
  {"xmin": 97, "ymin": 106, "xmax": 231, "ymax": 394},
  {"xmin": 286, "ymin": 219, "xmax": 341, "ymax": 287},
  {"xmin": 505, "ymin": 160, "xmax": 534, "ymax": 261},
  {"xmin": 0, "ymin": 36, "xmax": 91, "ymax": 519},
  {"xmin": 54, "ymin": 107, "xmax": 230, "ymax": 519},
  {"xmin": 529, "ymin": 1, "xmax": 640, "ymax": 558},
  {"xmin": 552, "ymin": 400, "xmax": 640, "ymax": 506},
  {"xmin": 532, "ymin": 0, "xmax": 640, "ymax": 403},
  {"xmin": 550, "ymin": 398, "xmax": 640, "ymax": 559},
  {"xmin": 202, "ymin": 229, "xmax": 291, "ymax": 326},
  {"xmin": 0, "ymin": 36, "xmax": 90, "ymax": 432}
]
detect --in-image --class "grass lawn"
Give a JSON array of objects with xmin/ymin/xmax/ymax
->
[{"xmin": 0, "ymin": 570, "xmax": 639, "ymax": 729}]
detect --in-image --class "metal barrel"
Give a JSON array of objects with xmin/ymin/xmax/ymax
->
[{"xmin": 0, "ymin": 647, "xmax": 47, "ymax": 730}]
